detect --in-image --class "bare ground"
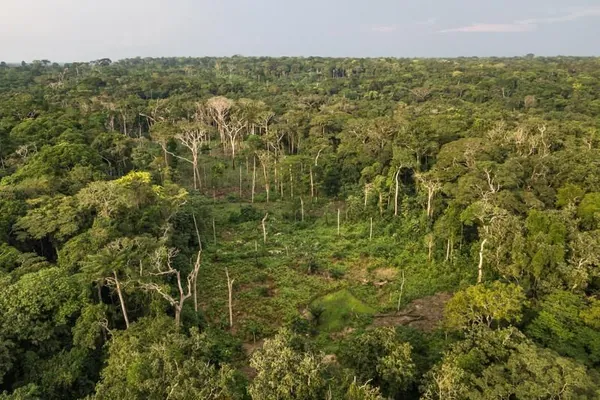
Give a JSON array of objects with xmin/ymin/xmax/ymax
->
[
  {"xmin": 371, "ymin": 292, "xmax": 452, "ymax": 332},
  {"xmin": 240, "ymin": 339, "xmax": 265, "ymax": 379}
]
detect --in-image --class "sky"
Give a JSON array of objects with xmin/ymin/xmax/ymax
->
[{"xmin": 1, "ymin": 0, "xmax": 600, "ymax": 62}]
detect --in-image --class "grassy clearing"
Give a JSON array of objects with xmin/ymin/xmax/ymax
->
[
  {"xmin": 311, "ymin": 289, "xmax": 376, "ymax": 332},
  {"xmin": 190, "ymin": 194, "xmax": 472, "ymax": 342}
]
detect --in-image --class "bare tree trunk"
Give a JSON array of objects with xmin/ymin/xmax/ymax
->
[
  {"xmin": 192, "ymin": 214, "xmax": 202, "ymax": 313},
  {"xmin": 174, "ymin": 269, "xmax": 186, "ymax": 326},
  {"xmin": 394, "ymin": 168, "xmax": 400, "ymax": 217},
  {"xmin": 226, "ymin": 268, "xmax": 235, "ymax": 329},
  {"xmin": 140, "ymin": 246, "xmax": 200, "ymax": 328},
  {"xmin": 261, "ymin": 213, "xmax": 269, "ymax": 244},
  {"xmin": 314, "ymin": 147, "xmax": 325, "ymax": 166},
  {"xmin": 262, "ymin": 163, "xmax": 270, "ymax": 203},
  {"xmin": 364, "ymin": 184, "xmax": 369, "ymax": 208},
  {"xmin": 231, "ymin": 140, "xmax": 236, "ymax": 169},
  {"xmin": 280, "ymin": 166, "xmax": 284, "ymax": 198},
  {"xmin": 162, "ymin": 145, "xmax": 169, "ymax": 169},
  {"xmin": 396, "ymin": 270, "xmax": 405, "ymax": 312},
  {"xmin": 194, "ymin": 164, "xmax": 201, "ymax": 190},
  {"xmin": 396, "ymin": 270, "xmax": 404, "ymax": 311},
  {"xmin": 310, "ymin": 167, "xmax": 315, "ymax": 200},
  {"xmin": 300, "ymin": 197, "xmax": 305, "ymax": 222},
  {"xmin": 121, "ymin": 114, "xmax": 128, "ymax": 136},
  {"xmin": 252, "ymin": 156, "xmax": 256, "ymax": 203},
  {"xmin": 290, "ymin": 166, "xmax": 294, "ymax": 199},
  {"xmin": 192, "ymin": 163, "xmax": 198, "ymax": 190},
  {"xmin": 478, "ymin": 239, "xmax": 487, "ymax": 284},
  {"xmin": 337, "ymin": 209, "xmax": 341, "ymax": 236},
  {"xmin": 113, "ymin": 271, "xmax": 129, "ymax": 329},
  {"xmin": 174, "ymin": 305, "xmax": 182, "ymax": 327},
  {"xmin": 427, "ymin": 188, "xmax": 433, "ymax": 218},
  {"xmin": 445, "ymin": 238, "xmax": 451, "ymax": 262},
  {"xmin": 274, "ymin": 159, "xmax": 278, "ymax": 194}
]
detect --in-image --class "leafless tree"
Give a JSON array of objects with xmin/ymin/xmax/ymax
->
[
  {"xmin": 416, "ymin": 173, "xmax": 442, "ymax": 218},
  {"xmin": 223, "ymin": 115, "xmax": 245, "ymax": 168},
  {"xmin": 175, "ymin": 122, "xmax": 209, "ymax": 190},
  {"xmin": 394, "ymin": 167, "xmax": 401, "ymax": 217},
  {"xmin": 257, "ymin": 150, "xmax": 272, "ymax": 202},
  {"xmin": 396, "ymin": 270, "xmax": 405, "ymax": 312},
  {"xmin": 477, "ymin": 239, "xmax": 488, "ymax": 284},
  {"xmin": 410, "ymin": 87, "xmax": 431, "ymax": 102},
  {"xmin": 192, "ymin": 214, "xmax": 202, "ymax": 312},
  {"xmin": 140, "ymin": 245, "xmax": 201, "ymax": 327},
  {"xmin": 261, "ymin": 213, "xmax": 269, "ymax": 244},
  {"xmin": 226, "ymin": 268, "xmax": 235, "ymax": 329},
  {"xmin": 207, "ymin": 96, "xmax": 233, "ymax": 149}
]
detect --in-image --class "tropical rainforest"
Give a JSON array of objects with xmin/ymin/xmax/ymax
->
[{"xmin": 0, "ymin": 56, "xmax": 599, "ymax": 399}]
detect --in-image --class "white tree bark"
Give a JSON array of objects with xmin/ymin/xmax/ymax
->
[
  {"xmin": 226, "ymin": 268, "xmax": 235, "ymax": 329},
  {"xmin": 478, "ymin": 238, "xmax": 488, "ymax": 284},
  {"xmin": 397, "ymin": 270, "xmax": 405, "ymax": 312},
  {"xmin": 261, "ymin": 213, "xmax": 269, "ymax": 244},
  {"xmin": 112, "ymin": 271, "xmax": 129, "ymax": 329},
  {"xmin": 394, "ymin": 168, "xmax": 401, "ymax": 217}
]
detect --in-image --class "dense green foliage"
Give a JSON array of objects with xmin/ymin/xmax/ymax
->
[{"xmin": 0, "ymin": 56, "xmax": 599, "ymax": 398}]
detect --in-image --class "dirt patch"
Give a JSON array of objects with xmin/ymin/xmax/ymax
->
[
  {"xmin": 372, "ymin": 267, "xmax": 398, "ymax": 281},
  {"xmin": 240, "ymin": 365, "xmax": 257, "ymax": 380},
  {"xmin": 322, "ymin": 354, "xmax": 338, "ymax": 365},
  {"xmin": 238, "ymin": 340, "xmax": 264, "ymax": 380},
  {"xmin": 345, "ymin": 264, "xmax": 369, "ymax": 284},
  {"xmin": 329, "ymin": 326, "xmax": 355, "ymax": 340},
  {"xmin": 372, "ymin": 292, "xmax": 452, "ymax": 332},
  {"xmin": 242, "ymin": 339, "xmax": 264, "ymax": 357}
]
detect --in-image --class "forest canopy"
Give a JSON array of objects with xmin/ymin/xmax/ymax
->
[{"xmin": 0, "ymin": 56, "xmax": 599, "ymax": 399}]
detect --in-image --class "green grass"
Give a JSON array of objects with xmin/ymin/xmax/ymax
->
[{"xmin": 312, "ymin": 289, "xmax": 376, "ymax": 332}]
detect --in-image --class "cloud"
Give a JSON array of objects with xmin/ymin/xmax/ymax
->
[
  {"xmin": 371, "ymin": 25, "xmax": 398, "ymax": 33},
  {"xmin": 516, "ymin": 6, "xmax": 600, "ymax": 25},
  {"xmin": 416, "ymin": 17, "xmax": 438, "ymax": 26},
  {"xmin": 440, "ymin": 5, "xmax": 600, "ymax": 34},
  {"xmin": 439, "ymin": 23, "xmax": 536, "ymax": 33},
  {"xmin": 371, "ymin": 18, "xmax": 437, "ymax": 33}
]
